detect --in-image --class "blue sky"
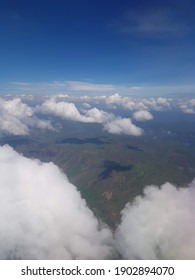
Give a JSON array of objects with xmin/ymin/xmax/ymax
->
[{"xmin": 1, "ymin": 0, "xmax": 195, "ymax": 96}]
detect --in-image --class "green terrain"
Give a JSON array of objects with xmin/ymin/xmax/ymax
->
[{"xmin": 1, "ymin": 111, "xmax": 195, "ymax": 228}]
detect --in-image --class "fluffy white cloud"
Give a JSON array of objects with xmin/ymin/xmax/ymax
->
[
  {"xmin": 142, "ymin": 97, "xmax": 172, "ymax": 111},
  {"xmin": 85, "ymin": 108, "xmax": 114, "ymax": 123},
  {"xmin": 0, "ymin": 98, "xmax": 32, "ymax": 135},
  {"xmin": 116, "ymin": 181, "xmax": 195, "ymax": 259},
  {"xmin": 38, "ymin": 99, "xmax": 113, "ymax": 124},
  {"xmin": 104, "ymin": 94, "xmax": 172, "ymax": 112},
  {"xmin": 105, "ymin": 93, "xmax": 122, "ymax": 104},
  {"xmin": 105, "ymin": 94, "xmax": 140, "ymax": 110},
  {"xmin": 179, "ymin": 99, "xmax": 195, "ymax": 114},
  {"xmin": 38, "ymin": 98, "xmax": 143, "ymax": 136},
  {"xmin": 0, "ymin": 145, "xmax": 114, "ymax": 259},
  {"xmin": 103, "ymin": 118, "xmax": 143, "ymax": 136},
  {"xmin": 2, "ymin": 94, "xmax": 185, "ymax": 137},
  {"xmin": 0, "ymin": 98, "xmax": 52, "ymax": 135},
  {"xmin": 133, "ymin": 110, "xmax": 153, "ymax": 121},
  {"xmin": 39, "ymin": 99, "xmax": 91, "ymax": 122}
]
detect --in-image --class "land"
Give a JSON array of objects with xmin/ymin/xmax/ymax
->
[{"xmin": 1, "ymin": 110, "xmax": 195, "ymax": 228}]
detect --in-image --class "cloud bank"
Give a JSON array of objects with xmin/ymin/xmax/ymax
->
[
  {"xmin": 104, "ymin": 94, "xmax": 172, "ymax": 111},
  {"xmin": 116, "ymin": 181, "xmax": 195, "ymax": 260},
  {"xmin": 1, "ymin": 94, "xmax": 195, "ymax": 137},
  {"xmin": 38, "ymin": 98, "xmax": 142, "ymax": 136},
  {"xmin": 0, "ymin": 145, "xmax": 114, "ymax": 259}
]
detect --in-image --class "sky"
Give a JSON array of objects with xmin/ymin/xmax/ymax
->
[{"xmin": 1, "ymin": 0, "xmax": 195, "ymax": 96}]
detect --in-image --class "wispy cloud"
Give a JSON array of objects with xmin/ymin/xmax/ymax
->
[
  {"xmin": 67, "ymin": 81, "xmax": 116, "ymax": 92},
  {"xmin": 2, "ymin": 80, "xmax": 195, "ymax": 98},
  {"xmin": 113, "ymin": 7, "xmax": 191, "ymax": 37},
  {"xmin": 6, "ymin": 81, "xmax": 116, "ymax": 95},
  {"xmin": 10, "ymin": 82, "xmax": 32, "ymax": 86}
]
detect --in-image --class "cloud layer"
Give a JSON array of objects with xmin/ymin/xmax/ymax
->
[
  {"xmin": 0, "ymin": 145, "xmax": 114, "ymax": 259},
  {"xmin": 38, "ymin": 98, "xmax": 143, "ymax": 136},
  {"xmin": 1, "ymin": 94, "xmax": 195, "ymax": 137}
]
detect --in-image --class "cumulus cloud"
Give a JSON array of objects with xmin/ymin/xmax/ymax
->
[
  {"xmin": 143, "ymin": 97, "xmax": 172, "ymax": 111},
  {"xmin": 103, "ymin": 118, "xmax": 143, "ymax": 136},
  {"xmin": 3, "ymin": 94, "xmax": 187, "ymax": 137},
  {"xmin": 0, "ymin": 98, "xmax": 32, "ymax": 135},
  {"xmin": 38, "ymin": 98, "xmax": 143, "ymax": 136},
  {"xmin": 116, "ymin": 181, "xmax": 195, "ymax": 260},
  {"xmin": 0, "ymin": 145, "xmax": 114, "ymax": 260},
  {"xmin": 179, "ymin": 99, "xmax": 195, "ymax": 114},
  {"xmin": 39, "ymin": 99, "xmax": 91, "ymax": 123},
  {"xmin": 133, "ymin": 110, "xmax": 153, "ymax": 121},
  {"xmin": 0, "ymin": 98, "xmax": 53, "ymax": 135},
  {"xmin": 85, "ymin": 108, "xmax": 114, "ymax": 123},
  {"xmin": 105, "ymin": 94, "xmax": 140, "ymax": 110},
  {"xmin": 38, "ymin": 99, "xmax": 113, "ymax": 124},
  {"xmin": 104, "ymin": 94, "xmax": 172, "ymax": 112}
]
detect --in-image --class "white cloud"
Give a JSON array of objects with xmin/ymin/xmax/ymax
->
[
  {"xmin": 105, "ymin": 94, "xmax": 138, "ymax": 110},
  {"xmin": 0, "ymin": 145, "xmax": 114, "ymax": 259},
  {"xmin": 179, "ymin": 99, "xmax": 195, "ymax": 114},
  {"xmin": 85, "ymin": 108, "xmax": 114, "ymax": 123},
  {"xmin": 39, "ymin": 99, "xmax": 90, "ymax": 123},
  {"xmin": 133, "ymin": 110, "xmax": 153, "ymax": 121},
  {"xmin": 105, "ymin": 93, "xmax": 122, "ymax": 104},
  {"xmin": 38, "ymin": 98, "xmax": 143, "ymax": 136},
  {"xmin": 2, "ymin": 97, "xmax": 33, "ymax": 117},
  {"xmin": 104, "ymin": 94, "xmax": 173, "ymax": 112},
  {"xmin": 0, "ymin": 98, "xmax": 53, "ymax": 135},
  {"xmin": 5, "ymin": 80, "xmax": 195, "ymax": 97},
  {"xmin": 38, "ymin": 99, "xmax": 112, "ymax": 124},
  {"xmin": 67, "ymin": 81, "xmax": 115, "ymax": 92},
  {"xmin": 103, "ymin": 118, "xmax": 143, "ymax": 136},
  {"xmin": 116, "ymin": 181, "xmax": 195, "ymax": 260},
  {"xmin": 142, "ymin": 97, "xmax": 172, "ymax": 111}
]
